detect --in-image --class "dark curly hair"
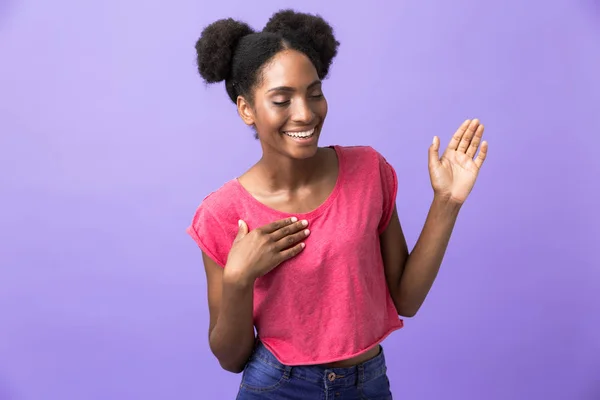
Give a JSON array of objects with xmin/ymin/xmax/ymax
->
[{"xmin": 195, "ymin": 9, "xmax": 340, "ymax": 105}]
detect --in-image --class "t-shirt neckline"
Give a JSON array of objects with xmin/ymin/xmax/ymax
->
[{"xmin": 232, "ymin": 145, "xmax": 344, "ymax": 220}]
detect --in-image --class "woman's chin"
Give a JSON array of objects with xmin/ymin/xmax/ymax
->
[{"xmin": 281, "ymin": 135, "xmax": 320, "ymax": 159}]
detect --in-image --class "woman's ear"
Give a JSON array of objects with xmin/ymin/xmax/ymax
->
[{"xmin": 237, "ymin": 96, "xmax": 255, "ymax": 126}]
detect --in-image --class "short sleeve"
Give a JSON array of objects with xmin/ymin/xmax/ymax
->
[
  {"xmin": 377, "ymin": 151, "xmax": 398, "ymax": 234},
  {"xmin": 186, "ymin": 203, "xmax": 231, "ymax": 268}
]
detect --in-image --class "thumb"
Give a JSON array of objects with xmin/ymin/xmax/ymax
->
[
  {"xmin": 235, "ymin": 219, "xmax": 248, "ymax": 241},
  {"xmin": 429, "ymin": 136, "xmax": 441, "ymax": 167}
]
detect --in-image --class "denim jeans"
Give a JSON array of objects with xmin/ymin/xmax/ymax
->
[{"xmin": 236, "ymin": 341, "xmax": 393, "ymax": 399}]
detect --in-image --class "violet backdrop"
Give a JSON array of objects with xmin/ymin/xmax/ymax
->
[{"xmin": 1, "ymin": 0, "xmax": 599, "ymax": 399}]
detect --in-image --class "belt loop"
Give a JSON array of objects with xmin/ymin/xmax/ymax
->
[
  {"xmin": 357, "ymin": 364, "xmax": 365, "ymax": 389},
  {"xmin": 284, "ymin": 365, "xmax": 293, "ymax": 379}
]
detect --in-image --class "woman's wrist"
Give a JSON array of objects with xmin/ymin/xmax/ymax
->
[
  {"xmin": 223, "ymin": 265, "xmax": 256, "ymax": 289},
  {"xmin": 432, "ymin": 193, "xmax": 463, "ymax": 215}
]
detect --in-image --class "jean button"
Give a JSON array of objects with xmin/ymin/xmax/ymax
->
[{"xmin": 328, "ymin": 372, "xmax": 336, "ymax": 381}]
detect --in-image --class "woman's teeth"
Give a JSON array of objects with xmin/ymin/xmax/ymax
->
[{"xmin": 283, "ymin": 128, "xmax": 315, "ymax": 139}]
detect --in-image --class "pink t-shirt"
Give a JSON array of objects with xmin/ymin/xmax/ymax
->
[{"xmin": 187, "ymin": 145, "xmax": 403, "ymax": 365}]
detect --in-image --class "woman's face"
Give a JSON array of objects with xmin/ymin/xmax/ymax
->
[{"xmin": 238, "ymin": 49, "xmax": 328, "ymax": 160}]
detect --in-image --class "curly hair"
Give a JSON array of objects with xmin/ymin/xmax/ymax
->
[{"xmin": 194, "ymin": 9, "xmax": 340, "ymax": 105}]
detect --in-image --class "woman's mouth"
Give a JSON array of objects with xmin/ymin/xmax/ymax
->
[{"xmin": 282, "ymin": 128, "xmax": 315, "ymax": 140}]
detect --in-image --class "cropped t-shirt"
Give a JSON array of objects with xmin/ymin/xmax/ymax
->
[{"xmin": 187, "ymin": 145, "xmax": 404, "ymax": 365}]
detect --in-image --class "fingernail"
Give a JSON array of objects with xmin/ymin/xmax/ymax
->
[
  {"xmin": 291, "ymin": 217, "xmax": 298, "ymax": 222},
  {"xmin": 300, "ymin": 243, "xmax": 306, "ymax": 248},
  {"xmin": 304, "ymin": 229, "xmax": 310, "ymax": 236},
  {"xmin": 301, "ymin": 220, "xmax": 308, "ymax": 226},
  {"xmin": 238, "ymin": 220, "xmax": 242, "ymax": 227}
]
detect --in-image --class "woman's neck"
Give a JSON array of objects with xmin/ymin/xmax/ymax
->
[{"xmin": 254, "ymin": 147, "xmax": 328, "ymax": 191}]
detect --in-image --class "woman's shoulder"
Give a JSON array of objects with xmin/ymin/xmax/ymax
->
[
  {"xmin": 334, "ymin": 144, "xmax": 392, "ymax": 175},
  {"xmin": 193, "ymin": 179, "xmax": 240, "ymax": 215},
  {"xmin": 335, "ymin": 144, "xmax": 388, "ymax": 163},
  {"xmin": 186, "ymin": 179, "xmax": 241, "ymax": 266},
  {"xmin": 334, "ymin": 143, "xmax": 397, "ymax": 197}
]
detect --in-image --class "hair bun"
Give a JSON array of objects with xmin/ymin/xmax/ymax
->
[
  {"xmin": 263, "ymin": 9, "xmax": 339, "ymax": 78},
  {"xmin": 195, "ymin": 18, "xmax": 254, "ymax": 83}
]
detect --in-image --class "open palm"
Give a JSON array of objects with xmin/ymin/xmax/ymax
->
[{"xmin": 429, "ymin": 119, "xmax": 488, "ymax": 204}]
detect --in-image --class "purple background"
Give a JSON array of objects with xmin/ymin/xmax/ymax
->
[{"xmin": 1, "ymin": 0, "xmax": 599, "ymax": 399}]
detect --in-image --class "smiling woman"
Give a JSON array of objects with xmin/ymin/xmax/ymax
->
[
  {"xmin": 187, "ymin": 8, "xmax": 487, "ymax": 400},
  {"xmin": 195, "ymin": 10, "xmax": 337, "ymax": 158},
  {"xmin": 237, "ymin": 50, "xmax": 327, "ymax": 158}
]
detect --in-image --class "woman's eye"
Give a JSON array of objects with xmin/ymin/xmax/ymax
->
[
  {"xmin": 272, "ymin": 93, "xmax": 322, "ymax": 107},
  {"xmin": 272, "ymin": 100, "xmax": 290, "ymax": 106}
]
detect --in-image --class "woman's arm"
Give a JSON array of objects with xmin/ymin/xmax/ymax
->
[
  {"xmin": 381, "ymin": 119, "xmax": 487, "ymax": 317},
  {"xmin": 201, "ymin": 217, "xmax": 309, "ymax": 373},
  {"xmin": 380, "ymin": 199, "xmax": 460, "ymax": 317},
  {"xmin": 203, "ymin": 253, "xmax": 256, "ymax": 373}
]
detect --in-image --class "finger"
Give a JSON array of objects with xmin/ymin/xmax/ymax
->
[
  {"xmin": 270, "ymin": 219, "xmax": 309, "ymax": 241},
  {"xmin": 277, "ymin": 242, "xmax": 306, "ymax": 264},
  {"xmin": 466, "ymin": 124, "xmax": 484, "ymax": 159},
  {"xmin": 428, "ymin": 136, "xmax": 441, "ymax": 167},
  {"xmin": 260, "ymin": 217, "xmax": 298, "ymax": 234},
  {"xmin": 274, "ymin": 228, "xmax": 310, "ymax": 250},
  {"xmin": 235, "ymin": 220, "xmax": 248, "ymax": 241},
  {"xmin": 474, "ymin": 140, "xmax": 488, "ymax": 169},
  {"xmin": 446, "ymin": 119, "xmax": 471, "ymax": 151},
  {"xmin": 457, "ymin": 119, "xmax": 479, "ymax": 153}
]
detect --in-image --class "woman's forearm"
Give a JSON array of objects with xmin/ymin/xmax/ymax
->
[
  {"xmin": 397, "ymin": 195, "xmax": 462, "ymax": 315},
  {"xmin": 209, "ymin": 271, "xmax": 256, "ymax": 373}
]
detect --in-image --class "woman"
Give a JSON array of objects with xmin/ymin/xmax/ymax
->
[{"xmin": 187, "ymin": 9, "xmax": 488, "ymax": 400}]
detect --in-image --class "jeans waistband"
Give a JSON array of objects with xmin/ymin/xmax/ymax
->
[{"xmin": 250, "ymin": 340, "xmax": 388, "ymax": 387}]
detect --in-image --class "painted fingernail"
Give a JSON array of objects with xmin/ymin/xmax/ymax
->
[
  {"xmin": 301, "ymin": 220, "xmax": 308, "ymax": 226},
  {"xmin": 291, "ymin": 217, "xmax": 298, "ymax": 222},
  {"xmin": 304, "ymin": 229, "xmax": 310, "ymax": 236},
  {"xmin": 300, "ymin": 243, "xmax": 306, "ymax": 248}
]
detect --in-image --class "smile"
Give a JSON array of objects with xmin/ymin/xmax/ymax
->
[{"xmin": 283, "ymin": 128, "xmax": 315, "ymax": 139}]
